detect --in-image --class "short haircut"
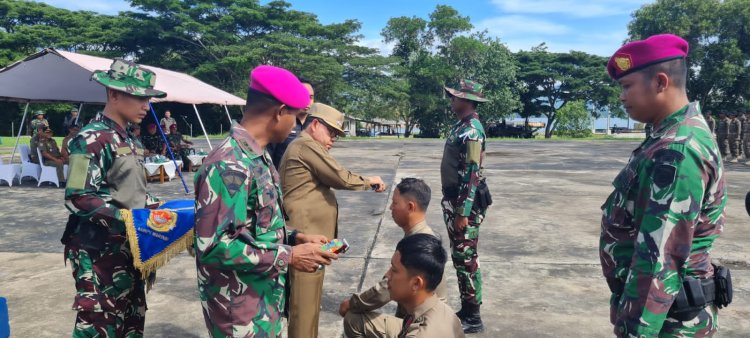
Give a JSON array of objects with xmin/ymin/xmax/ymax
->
[
  {"xmin": 395, "ymin": 234, "xmax": 446, "ymax": 291},
  {"xmin": 396, "ymin": 178, "xmax": 431, "ymax": 211},
  {"xmin": 244, "ymin": 88, "xmax": 282, "ymax": 115},
  {"xmin": 642, "ymin": 58, "xmax": 687, "ymax": 90},
  {"xmin": 298, "ymin": 77, "xmax": 313, "ymax": 87}
]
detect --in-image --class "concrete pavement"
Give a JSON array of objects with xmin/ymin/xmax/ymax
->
[{"xmin": 1, "ymin": 138, "xmax": 749, "ymax": 337}]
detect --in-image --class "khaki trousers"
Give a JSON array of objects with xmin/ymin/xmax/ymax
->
[
  {"xmin": 287, "ymin": 267, "xmax": 325, "ymax": 338},
  {"xmin": 343, "ymin": 311, "xmax": 403, "ymax": 338}
]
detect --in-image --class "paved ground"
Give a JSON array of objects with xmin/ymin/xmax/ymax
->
[{"xmin": 1, "ymin": 138, "xmax": 750, "ymax": 337}]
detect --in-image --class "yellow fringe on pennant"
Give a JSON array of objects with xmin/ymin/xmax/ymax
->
[{"xmin": 121, "ymin": 208, "xmax": 194, "ymax": 282}]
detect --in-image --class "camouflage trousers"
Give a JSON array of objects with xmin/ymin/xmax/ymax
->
[
  {"xmin": 717, "ymin": 135, "xmax": 728, "ymax": 158},
  {"xmin": 611, "ymin": 295, "xmax": 718, "ymax": 338},
  {"xmin": 728, "ymin": 136, "xmax": 741, "ymax": 158},
  {"xmin": 65, "ymin": 242, "xmax": 146, "ymax": 338},
  {"xmin": 442, "ymin": 198, "xmax": 485, "ymax": 306}
]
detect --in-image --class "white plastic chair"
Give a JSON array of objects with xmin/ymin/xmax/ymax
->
[
  {"xmin": 37, "ymin": 148, "xmax": 67, "ymax": 187},
  {"xmin": 0, "ymin": 156, "xmax": 21, "ymax": 187},
  {"xmin": 19, "ymin": 145, "xmax": 40, "ymax": 183}
]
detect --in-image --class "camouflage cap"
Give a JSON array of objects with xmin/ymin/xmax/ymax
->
[
  {"xmin": 33, "ymin": 111, "xmax": 45, "ymax": 116},
  {"xmin": 444, "ymin": 79, "xmax": 489, "ymax": 103},
  {"xmin": 91, "ymin": 58, "xmax": 167, "ymax": 98}
]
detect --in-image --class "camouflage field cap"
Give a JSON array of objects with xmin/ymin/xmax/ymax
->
[
  {"xmin": 91, "ymin": 58, "xmax": 167, "ymax": 98},
  {"xmin": 33, "ymin": 111, "xmax": 45, "ymax": 116},
  {"xmin": 309, "ymin": 103, "xmax": 346, "ymax": 136},
  {"xmin": 444, "ymin": 79, "xmax": 489, "ymax": 103}
]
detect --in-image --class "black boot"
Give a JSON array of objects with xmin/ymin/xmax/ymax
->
[{"xmin": 456, "ymin": 301, "xmax": 484, "ymax": 334}]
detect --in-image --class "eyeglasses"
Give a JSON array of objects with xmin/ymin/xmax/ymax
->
[{"xmin": 317, "ymin": 118, "xmax": 339, "ymax": 141}]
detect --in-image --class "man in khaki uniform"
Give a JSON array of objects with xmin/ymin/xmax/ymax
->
[
  {"xmin": 37, "ymin": 127, "xmax": 67, "ymax": 183},
  {"xmin": 280, "ymin": 102, "xmax": 387, "ymax": 338},
  {"xmin": 350, "ymin": 234, "xmax": 465, "ymax": 338},
  {"xmin": 340, "ymin": 177, "xmax": 448, "ymax": 336}
]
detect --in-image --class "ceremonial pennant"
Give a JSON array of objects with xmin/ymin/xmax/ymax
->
[{"xmin": 121, "ymin": 199, "xmax": 195, "ymax": 278}]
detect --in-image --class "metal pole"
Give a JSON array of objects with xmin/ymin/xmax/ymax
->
[
  {"xmin": 193, "ymin": 104, "xmax": 212, "ymax": 150},
  {"xmin": 74, "ymin": 102, "xmax": 84, "ymax": 125},
  {"xmin": 223, "ymin": 104, "xmax": 232, "ymax": 124},
  {"xmin": 10, "ymin": 102, "xmax": 30, "ymax": 164},
  {"xmin": 149, "ymin": 103, "xmax": 189, "ymax": 194}
]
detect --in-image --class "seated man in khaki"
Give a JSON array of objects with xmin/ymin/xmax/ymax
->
[
  {"xmin": 340, "ymin": 178, "xmax": 447, "ymax": 333},
  {"xmin": 37, "ymin": 127, "xmax": 66, "ymax": 183},
  {"xmin": 345, "ymin": 234, "xmax": 464, "ymax": 338}
]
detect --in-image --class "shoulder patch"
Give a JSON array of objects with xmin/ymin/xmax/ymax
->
[
  {"xmin": 653, "ymin": 163, "xmax": 677, "ymax": 188},
  {"xmin": 221, "ymin": 169, "xmax": 247, "ymax": 197}
]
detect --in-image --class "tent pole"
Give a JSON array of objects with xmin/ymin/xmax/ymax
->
[
  {"xmin": 193, "ymin": 104, "xmax": 212, "ymax": 150},
  {"xmin": 223, "ymin": 104, "xmax": 232, "ymax": 124},
  {"xmin": 74, "ymin": 103, "xmax": 84, "ymax": 125},
  {"xmin": 10, "ymin": 102, "xmax": 30, "ymax": 164}
]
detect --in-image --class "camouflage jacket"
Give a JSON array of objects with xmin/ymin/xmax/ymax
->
[
  {"xmin": 193, "ymin": 122, "xmax": 293, "ymax": 337},
  {"xmin": 729, "ymin": 118, "xmax": 742, "ymax": 137},
  {"xmin": 29, "ymin": 135, "xmax": 41, "ymax": 163},
  {"xmin": 65, "ymin": 113, "xmax": 159, "ymax": 240},
  {"xmin": 716, "ymin": 117, "xmax": 730, "ymax": 136},
  {"xmin": 30, "ymin": 118, "xmax": 49, "ymax": 135},
  {"xmin": 440, "ymin": 112, "xmax": 486, "ymax": 216},
  {"xmin": 141, "ymin": 133, "xmax": 165, "ymax": 154},
  {"xmin": 599, "ymin": 102, "xmax": 726, "ymax": 336}
]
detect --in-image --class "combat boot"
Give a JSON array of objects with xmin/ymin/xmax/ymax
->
[{"xmin": 456, "ymin": 301, "xmax": 484, "ymax": 334}]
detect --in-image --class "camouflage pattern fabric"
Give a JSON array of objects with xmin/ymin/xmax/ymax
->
[
  {"xmin": 729, "ymin": 118, "xmax": 741, "ymax": 158},
  {"xmin": 705, "ymin": 115, "xmax": 715, "ymax": 135},
  {"xmin": 440, "ymin": 112, "xmax": 487, "ymax": 306},
  {"xmin": 30, "ymin": 118, "xmax": 49, "ymax": 136},
  {"xmin": 141, "ymin": 134, "xmax": 164, "ymax": 155},
  {"xmin": 716, "ymin": 117, "xmax": 729, "ymax": 157},
  {"xmin": 64, "ymin": 113, "xmax": 160, "ymax": 337},
  {"xmin": 91, "ymin": 59, "xmax": 166, "ymax": 98},
  {"xmin": 600, "ymin": 103, "xmax": 726, "ymax": 337},
  {"xmin": 29, "ymin": 134, "xmax": 41, "ymax": 163},
  {"xmin": 193, "ymin": 122, "xmax": 293, "ymax": 338}
]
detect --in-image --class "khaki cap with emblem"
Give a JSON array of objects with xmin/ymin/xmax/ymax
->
[{"xmin": 309, "ymin": 103, "xmax": 346, "ymax": 136}]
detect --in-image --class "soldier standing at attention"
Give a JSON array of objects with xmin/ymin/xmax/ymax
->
[
  {"xmin": 193, "ymin": 65, "xmax": 337, "ymax": 338},
  {"xmin": 62, "ymin": 59, "xmax": 166, "ymax": 337},
  {"xmin": 601, "ymin": 34, "xmax": 727, "ymax": 337},
  {"xmin": 279, "ymin": 102, "xmax": 386, "ymax": 338},
  {"xmin": 441, "ymin": 79, "xmax": 492, "ymax": 334},
  {"xmin": 728, "ymin": 112, "xmax": 742, "ymax": 163},
  {"xmin": 716, "ymin": 112, "xmax": 729, "ymax": 158},
  {"xmin": 30, "ymin": 111, "xmax": 49, "ymax": 137},
  {"xmin": 704, "ymin": 110, "xmax": 715, "ymax": 136}
]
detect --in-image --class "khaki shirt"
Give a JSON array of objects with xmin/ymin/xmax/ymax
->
[
  {"xmin": 399, "ymin": 295, "xmax": 465, "ymax": 338},
  {"xmin": 279, "ymin": 132, "xmax": 370, "ymax": 238},
  {"xmin": 348, "ymin": 221, "xmax": 448, "ymax": 317}
]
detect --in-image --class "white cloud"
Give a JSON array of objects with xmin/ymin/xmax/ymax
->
[
  {"xmin": 37, "ymin": 0, "xmax": 133, "ymax": 14},
  {"xmin": 500, "ymin": 30, "xmax": 629, "ymax": 56},
  {"xmin": 477, "ymin": 15, "xmax": 571, "ymax": 36},
  {"xmin": 356, "ymin": 38, "xmax": 395, "ymax": 56},
  {"xmin": 490, "ymin": 0, "xmax": 649, "ymax": 18}
]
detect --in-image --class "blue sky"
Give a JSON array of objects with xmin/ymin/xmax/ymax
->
[{"xmin": 38, "ymin": 0, "xmax": 653, "ymax": 56}]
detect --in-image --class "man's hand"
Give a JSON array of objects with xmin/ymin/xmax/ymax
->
[
  {"xmin": 290, "ymin": 242, "xmax": 338, "ymax": 272},
  {"xmin": 454, "ymin": 215, "xmax": 469, "ymax": 232},
  {"xmin": 338, "ymin": 299, "xmax": 350, "ymax": 317},
  {"xmin": 368, "ymin": 176, "xmax": 386, "ymax": 192},
  {"xmin": 297, "ymin": 233, "xmax": 328, "ymax": 245}
]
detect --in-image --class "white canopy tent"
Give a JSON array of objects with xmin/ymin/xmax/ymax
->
[{"xmin": 0, "ymin": 48, "xmax": 246, "ymax": 162}]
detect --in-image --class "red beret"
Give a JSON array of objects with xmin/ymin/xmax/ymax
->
[
  {"xmin": 248, "ymin": 65, "xmax": 311, "ymax": 109},
  {"xmin": 607, "ymin": 34, "xmax": 689, "ymax": 80}
]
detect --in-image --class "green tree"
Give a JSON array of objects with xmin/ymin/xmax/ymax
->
[
  {"xmin": 516, "ymin": 45, "xmax": 618, "ymax": 138},
  {"xmin": 628, "ymin": 0, "xmax": 750, "ymax": 112},
  {"xmin": 555, "ymin": 100, "xmax": 592, "ymax": 138}
]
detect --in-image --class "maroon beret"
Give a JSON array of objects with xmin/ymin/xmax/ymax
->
[{"xmin": 607, "ymin": 34, "xmax": 689, "ymax": 80}]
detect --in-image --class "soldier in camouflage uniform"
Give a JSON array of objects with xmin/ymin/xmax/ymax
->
[
  {"xmin": 141, "ymin": 123, "xmax": 165, "ymax": 156},
  {"xmin": 441, "ymin": 79, "xmax": 491, "ymax": 334},
  {"xmin": 193, "ymin": 65, "xmax": 336, "ymax": 338},
  {"xmin": 602, "ymin": 34, "xmax": 726, "ymax": 337},
  {"xmin": 30, "ymin": 111, "xmax": 49, "ymax": 137},
  {"xmin": 704, "ymin": 110, "xmax": 715, "ymax": 136},
  {"xmin": 62, "ymin": 59, "xmax": 166, "ymax": 337},
  {"xmin": 716, "ymin": 112, "xmax": 729, "ymax": 158},
  {"xmin": 728, "ymin": 112, "xmax": 742, "ymax": 162}
]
